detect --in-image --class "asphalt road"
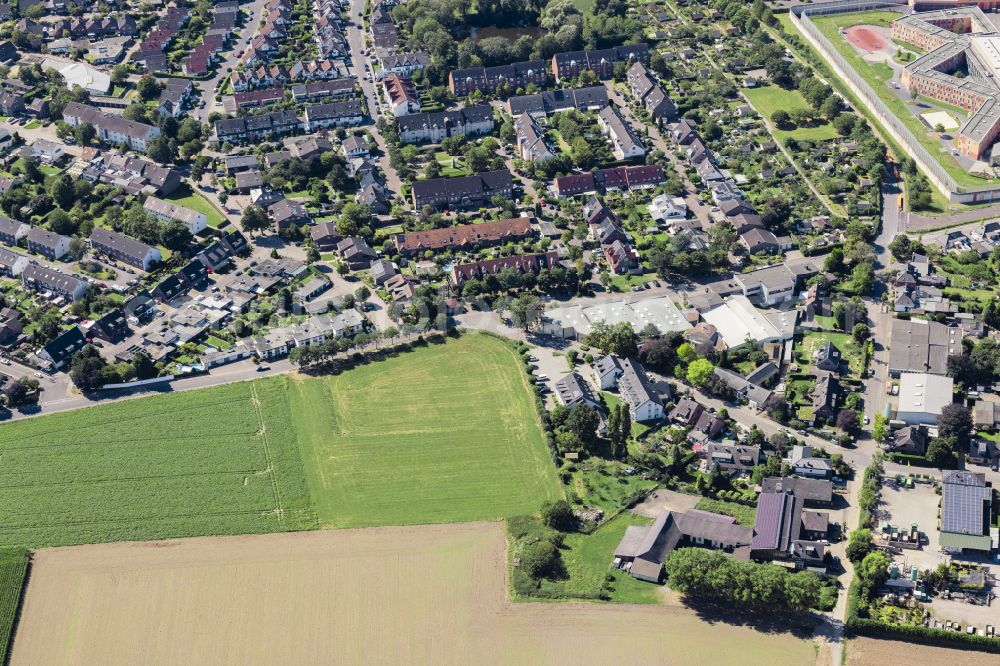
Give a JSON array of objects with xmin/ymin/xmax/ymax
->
[
  {"xmin": 343, "ymin": 0, "xmax": 402, "ymax": 195},
  {"xmin": 193, "ymin": 0, "xmax": 270, "ymax": 123}
]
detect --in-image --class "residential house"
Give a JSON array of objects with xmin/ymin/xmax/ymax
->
[
  {"xmin": 89, "ymin": 228, "xmax": 161, "ymax": 271},
  {"xmin": 410, "ymin": 170, "xmax": 513, "ymax": 210},
  {"xmin": 26, "ymin": 228, "xmax": 69, "ymax": 260},
  {"xmin": 143, "ymin": 196, "xmax": 208, "ymax": 235},
  {"xmin": 787, "ymin": 445, "xmax": 834, "ymax": 479},
  {"xmin": 38, "ymin": 325, "xmax": 87, "ymax": 369},
  {"xmin": 21, "ymin": 263, "xmax": 87, "ymax": 300}
]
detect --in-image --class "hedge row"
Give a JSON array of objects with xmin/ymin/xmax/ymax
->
[{"xmin": 846, "ymin": 616, "xmax": 1000, "ymax": 653}]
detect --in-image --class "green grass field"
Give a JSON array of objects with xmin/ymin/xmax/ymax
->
[
  {"xmin": 0, "ymin": 548, "xmax": 28, "ymax": 664},
  {"xmin": 694, "ymin": 498, "xmax": 756, "ymax": 527},
  {"xmin": 165, "ymin": 184, "xmax": 226, "ymax": 229},
  {"xmin": 0, "ymin": 380, "xmax": 316, "ymax": 548},
  {"xmin": 743, "ymin": 84, "xmax": 838, "ymax": 142},
  {"xmin": 796, "ymin": 331, "xmax": 866, "ymax": 376},
  {"xmin": 288, "ymin": 334, "xmax": 562, "ymax": 528}
]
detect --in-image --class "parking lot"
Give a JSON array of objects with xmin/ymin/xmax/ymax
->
[
  {"xmin": 879, "ymin": 479, "xmax": 942, "ymax": 571},
  {"xmin": 880, "ymin": 477, "xmax": 1000, "ymax": 631}
]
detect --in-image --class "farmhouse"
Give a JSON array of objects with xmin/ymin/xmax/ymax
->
[
  {"xmin": 613, "ymin": 509, "xmax": 752, "ymax": 582},
  {"xmin": 760, "ymin": 477, "xmax": 833, "ymax": 507}
]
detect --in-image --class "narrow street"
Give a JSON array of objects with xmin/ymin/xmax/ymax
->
[
  {"xmin": 194, "ymin": 0, "xmax": 270, "ymax": 122},
  {"xmin": 343, "ymin": 0, "xmax": 402, "ymax": 195}
]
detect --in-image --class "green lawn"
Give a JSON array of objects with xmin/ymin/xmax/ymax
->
[
  {"xmin": 165, "ymin": 184, "xmax": 226, "ymax": 229},
  {"xmin": 0, "ymin": 548, "xmax": 28, "ymax": 664},
  {"xmin": 811, "ymin": 10, "xmax": 998, "ymax": 187},
  {"xmin": 743, "ymin": 84, "xmax": 837, "ymax": 142},
  {"xmin": 512, "ymin": 512, "xmax": 663, "ymax": 603},
  {"xmin": 0, "ymin": 380, "xmax": 316, "ymax": 549},
  {"xmin": 288, "ymin": 334, "xmax": 562, "ymax": 528},
  {"xmin": 433, "ymin": 151, "xmax": 473, "ymax": 178},
  {"xmin": 796, "ymin": 331, "xmax": 866, "ymax": 377},
  {"xmin": 694, "ymin": 498, "xmax": 756, "ymax": 528},
  {"xmin": 602, "ymin": 392, "xmax": 651, "ymax": 437},
  {"xmin": 568, "ymin": 459, "xmax": 657, "ymax": 513}
]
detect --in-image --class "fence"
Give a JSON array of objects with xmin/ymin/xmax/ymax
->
[{"xmin": 791, "ymin": 0, "xmax": 1000, "ymax": 203}]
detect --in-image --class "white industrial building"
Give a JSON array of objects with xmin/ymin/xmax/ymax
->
[
  {"xmin": 700, "ymin": 295, "xmax": 796, "ymax": 350},
  {"xmin": 896, "ymin": 372, "xmax": 954, "ymax": 426},
  {"xmin": 541, "ymin": 295, "xmax": 691, "ymax": 339}
]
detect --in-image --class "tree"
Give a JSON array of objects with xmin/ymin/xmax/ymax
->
[
  {"xmin": 686, "ymin": 358, "xmax": 715, "ymax": 387},
  {"xmin": 5, "ymin": 376, "xmax": 39, "ymax": 407},
  {"xmin": 354, "ymin": 285, "xmax": 371, "ymax": 302},
  {"xmin": 136, "ymin": 74, "xmax": 162, "ymax": 101},
  {"xmin": 771, "ymin": 109, "xmax": 791, "ymax": 128},
  {"xmin": 508, "ymin": 293, "xmax": 542, "ymax": 332},
  {"xmin": 159, "ymin": 220, "xmax": 193, "ymax": 251},
  {"xmin": 520, "ymin": 540, "xmax": 561, "ymax": 578},
  {"xmin": 938, "ymin": 403, "xmax": 972, "ymax": 445},
  {"xmin": 240, "ymin": 205, "xmax": 270, "ymax": 234},
  {"xmin": 926, "ymin": 436, "xmax": 958, "ymax": 468},
  {"xmin": 47, "ymin": 209, "xmax": 76, "ymax": 235},
  {"xmin": 836, "ymin": 408, "xmax": 859, "ymax": 433},
  {"xmin": 852, "ymin": 323, "xmax": 870, "ymax": 344},
  {"xmin": 638, "ymin": 336, "xmax": 679, "ymax": 374},
  {"xmin": 145, "ymin": 136, "xmax": 174, "ymax": 165},
  {"xmin": 872, "ymin": 413, "xmax": 888, "ymax": 443},
  {"xmin": 68, "ymin": 236, "xmax": 87, "ymax": 260},
  {"xmin": 541, "ymin": 499, "xmax": 575, "ymax": 531},
  {"xmin": 69, "ymin": 345, "xmax": 108, "ymax": 391},
  {"xmin": 846, "ymin": 528, "xmax": 874, "ymax": 562},
  {"xmin": 584, "ymin": 321, "xmax": 638, "ymax": 358}
]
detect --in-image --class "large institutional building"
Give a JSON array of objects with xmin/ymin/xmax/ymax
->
[{"xmin": 896, "ymin": 6, "xmax": 1000, "ymax": 160}]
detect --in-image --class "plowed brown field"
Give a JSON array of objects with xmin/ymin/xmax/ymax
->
[{"xmin": 12, "ymin": 523, "xmax": 817, "ymax": 665}]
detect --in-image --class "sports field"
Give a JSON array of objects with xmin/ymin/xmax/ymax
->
[
  {"xmin": 10, "ymin": 524, "xmax": 818, "ymax": 665},
  {"xmin": 288, "ymin": 334, "xmax": 562, "ymax": 528}
]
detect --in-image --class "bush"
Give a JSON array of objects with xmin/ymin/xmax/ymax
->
[
  {"xmin": 520, "ymin": 540, "xmax": 561, "ymax": 578},
  {"xmin": 541, "ymin": 499, "xmax": 576, "ymax": 531}
]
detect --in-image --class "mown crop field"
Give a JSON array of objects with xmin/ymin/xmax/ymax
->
[
  {"xmin": 0, "ymin": 548, "xmax": 28, "ymax": 663},
  {"xmin": 288, "ymin": 333, "xmax": 563, "ymax": 528},
  {"xmin": 0, "ymin": 334, "xmax": 559, "ymax": 547},
  {"xmin": 0, "ymin": 380, "xmax": 316, "ymax": 548}
]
